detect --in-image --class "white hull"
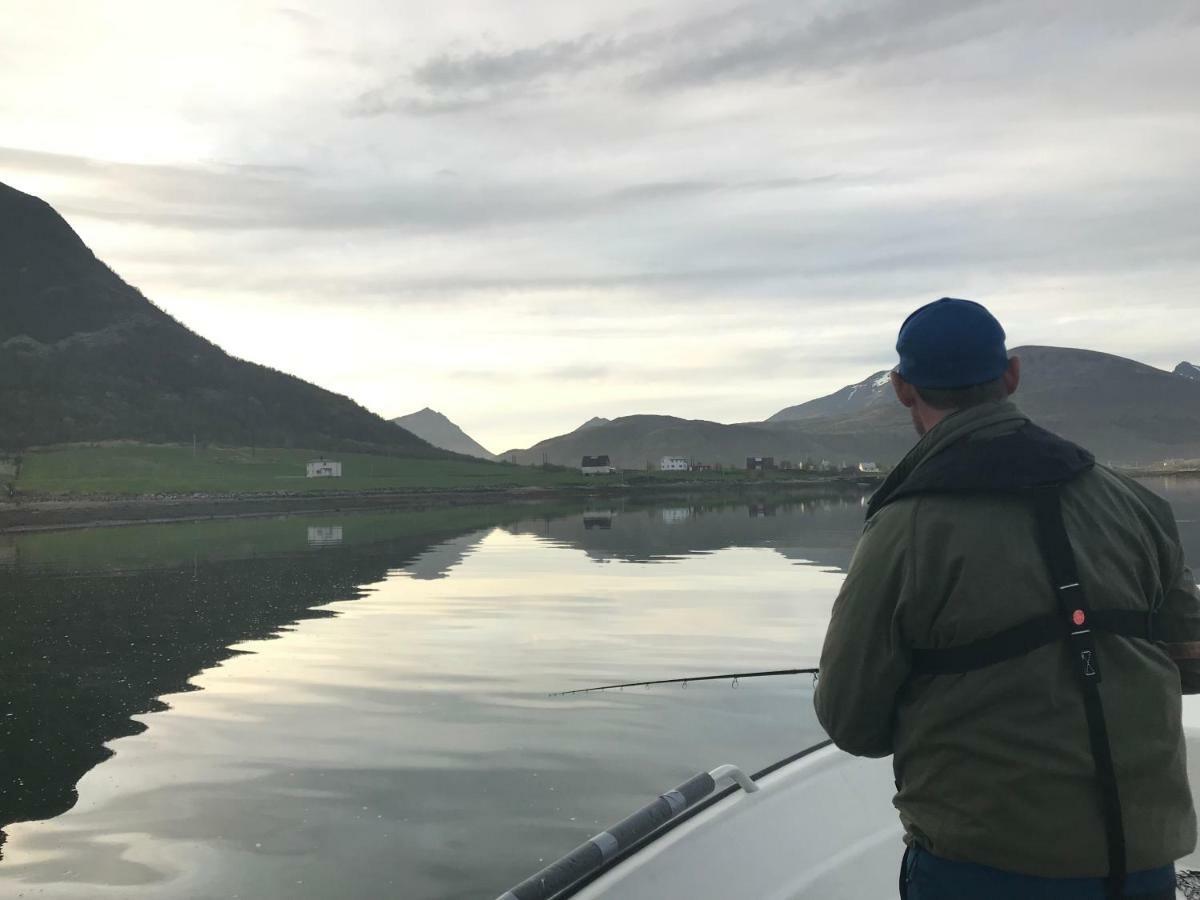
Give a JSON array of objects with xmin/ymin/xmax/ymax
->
[
  {"xmin": 573, "ymin": 745, "xmax": 899, "ymax": 900},
  {"xmin": 504, "ymin": 696, "xmax": 1200, "ymax": 899}
]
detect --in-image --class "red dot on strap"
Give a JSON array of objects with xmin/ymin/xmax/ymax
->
[{"xmin": 1072, "ymin": 610, "xmax": 1086, "ymax": 626}]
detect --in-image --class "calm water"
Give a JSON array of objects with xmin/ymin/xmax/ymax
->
[{"xmin": 0, "ymin": 481, "xmax": 1196, "ymax": 899}]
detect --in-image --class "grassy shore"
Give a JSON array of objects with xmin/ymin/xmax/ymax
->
[
  {"xmin": 6, "ymin": 443, "xmax": 843, "ymax": 498},
  {"xmin": 10, "ymin": 444, "xmax": 587, "ymax": 496},
  {"xmin": 0, "ymin": 443, "xmax": 874, "ymax": 534}
]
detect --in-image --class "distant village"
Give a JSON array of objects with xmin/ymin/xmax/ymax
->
[
  {"xmin": 298, "ymin": 454, "xmax": 883, "ymax": 481},
  {"xmin": 579, "ymin": 455, "xmax": 882, "ymax": 476}
]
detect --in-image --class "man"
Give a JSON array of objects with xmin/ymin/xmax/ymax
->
[{"xmin": 814, "ymin": 298, "xmax": 1200, "ymax": 900}]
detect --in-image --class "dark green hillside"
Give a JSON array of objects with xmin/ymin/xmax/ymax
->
[{"xmin": 0, "ymin": 181, "xmax": 443, "ymax": 456}]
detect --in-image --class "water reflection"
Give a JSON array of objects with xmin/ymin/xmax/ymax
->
[
  {"xmin": 582, "ymin": 512, "xmax": 614, "ymax": 530},
  {"xmin": 307, "ymin": 525, "xmax": 344, "ymax": 547},
  {"xmin": 660, "ymin": 507, "xmax": 690, "ymax": 525},
  {"xmin": 0, "ymin": 481, "xmax": 1193, "ymax": 899},
  {"xmin": 1147, "ymin": 476, "xmax": 1200, "ymax": 562},
  {"xmin": 507, "ymin": 494, "xmax": 865, "ymax": 571},
  {"xmin": 0, "ymin": 504, "xmax": 571, "ymax": 843}
]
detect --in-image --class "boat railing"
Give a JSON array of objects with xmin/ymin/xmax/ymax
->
[{"xmin": 494, "ymin": 739, "xmax": 834, "ymax": 900}]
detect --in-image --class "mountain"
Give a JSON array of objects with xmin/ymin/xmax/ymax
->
[
  {"xmin": 575, "ymin": 417, "xmax": 610, "ymax": 431},
  {"xmin": 508, "ymin": 346, "xmax": 1200, "ymax": 468},
  {"xmin": 0, "ymin": 181, "xmax": 446, "ymax": 456},
  {"xmin": 504, "ymin": 413, "xmax": 888, "ymax": 470},
  {"xmin": 1003, "ymin": 346, "xmax": 1200, "ymax": 463},
  {"xmin": 391, "ymin": 408, "xmax": 496, "ymax": 460},
  {"xmin": 499, "ymin": 416, "xmax": 612, "ymax": 462},
  {"xmin": 769, "ymin": 345, "xmax": 1200, "ymax": 465},
  {"xmin": 1177, "ymin": 362, "xmax": 1200, "ymax": 381},
  {"xmin": 768, "ymin": 370, "xmax": 893, "ymax": 422}
]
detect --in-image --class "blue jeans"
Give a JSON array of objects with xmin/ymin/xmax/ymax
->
[{"xmin": 901, "ymin": 845, "xmax": 1177, "ymax": 899}]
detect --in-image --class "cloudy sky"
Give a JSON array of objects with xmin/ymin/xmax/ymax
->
[{"xmin": 3, "ymin": 0, "xmax": 1198, "ymax": 452}]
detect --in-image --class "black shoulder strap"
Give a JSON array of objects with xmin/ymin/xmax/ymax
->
[
  {"xmin": 1031, "ymin": 486, "xmax": 1127, "ymax": 900},
  {"xmin": 909, "ymin": 609, "xmax": 1166, "ymax": 676}
]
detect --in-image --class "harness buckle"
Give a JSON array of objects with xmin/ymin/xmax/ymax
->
[{"xmin": 1067, "ymin": 627, "xmax": 1102, "ymax": 683}]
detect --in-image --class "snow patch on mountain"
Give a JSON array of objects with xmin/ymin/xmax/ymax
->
[{"xmin": 1176, "ymin": 361, "xmax": 1200, "ymax": 381}]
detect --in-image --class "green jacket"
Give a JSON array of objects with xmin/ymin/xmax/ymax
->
[{"xmin": 814, "ymin": 401, "xmax": 1200, "ymax": 876}]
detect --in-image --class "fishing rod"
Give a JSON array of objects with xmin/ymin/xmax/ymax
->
[{"xmin": 550, "ymin": 667, "xmax": 819, "ymax": 697}]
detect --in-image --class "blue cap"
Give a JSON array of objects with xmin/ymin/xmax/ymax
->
[{"xmin": 896, "ymin": 298, "xmax": 1008, "ymax": 389}]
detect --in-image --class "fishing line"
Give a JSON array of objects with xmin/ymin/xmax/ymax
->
[{"xmin": 550, "ymin": 667, "xmax": 819, "ymax": 697}]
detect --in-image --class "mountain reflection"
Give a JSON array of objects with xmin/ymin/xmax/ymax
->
[
  {"xmin": 0, "ymin": 503, "xmax": 573, "ymax": 850},
  {"xmin": 0, "ymin": 490, "xmax": 873, "ymax": 853},
  {"xmin": 0, "ymin": 482, "xmax": 1191, "ymax": 897},
  {"xmin": 506, "ymin": 492, "xmax": 866, "ymax": 570}
]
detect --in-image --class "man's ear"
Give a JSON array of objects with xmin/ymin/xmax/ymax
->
[
  {"xmin": 891, "ymin": 370, "xmax": 918, "ymax": 409},
  {"xmin": 1003, "ymin": 356, "xmax": 1021, "ymax": 396}
]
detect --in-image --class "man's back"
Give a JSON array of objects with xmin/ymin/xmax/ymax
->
[{"xmin": 815, "ymin": 401, "xmax": 1200, "ymax": 877}]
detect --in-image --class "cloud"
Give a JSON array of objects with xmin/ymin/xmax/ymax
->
[
  {"xmin": 353, "ymin": 0, "xmax": 1200, "ymax": 115},
  {"xmin": 4, "ymin": 0, "xmax": 1199, "ymax": 451},
  {"xmin": 638, "ymin": 0, "xmax": 999, "ymax": 90},
  {"xmin": 352, "ymin": 27, "xmax": 643, "ymax": 115},
  {"xmin": 1, "ymin": 145, "xmax": 849, "ymax": 237},
  {"xmin": 546, "ymin": 364, "xmax": 611, "ymax": 381},
  {"xmin": 414, "ymin": 34, "xmax": 617, "ymax": 94},
  {"xmin": 609, "ymin": 175, "xmax": 843, "ymax": 201}
]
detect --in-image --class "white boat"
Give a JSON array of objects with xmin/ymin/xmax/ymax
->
[{"xmin": 496, "ymin": 697, "xmax": 1200, "ymax": 899}]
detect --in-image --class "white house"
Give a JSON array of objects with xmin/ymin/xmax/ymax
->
[
  {"xmin": 659, "ymin": 456, "xmax": 690, "ymax": 471},
  {"xmin": 306, "ymin": 459, "xmax": 343, "ymax": 478},
  {"xmin": 581, "ymin": 455, "xmax": 616, "ymax": 475},
  {"xmin": 857, "ymin": 462, "xmax": 881, "ymax": 474}
]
